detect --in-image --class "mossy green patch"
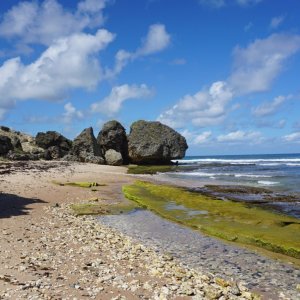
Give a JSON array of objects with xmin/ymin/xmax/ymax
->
[
  {"xmin": 53, "ymin": 181, "xmax": 106, "ymax": 188},
  {"xmin": 71, "ymin": 201, "xmax": 139, "ymax": 216},
  {"xmin": 127, "ymin": 165, "xmax": 177, "ymax": 175},
  {"xmin": 123, "ymin": 181, "xmax": 300, "ymax": 259}
]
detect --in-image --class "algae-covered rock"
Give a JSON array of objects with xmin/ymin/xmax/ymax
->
[
  {"xmin": 128, "ymin": 120, "xmax": 188, "ymax": 164},
  {"xmin": 0, "ymin": 135, "xmax": 13, "ymax": 155},
  {"xmin": 36, "ymin": 131, "xmax": 72, "ymax": 158},
  {"xmin": 97, "ymin": 120, "xmax": 128, "ymax": 163},
  {"xmin": 105, "ymin": 149, "xmax": 123, "ymax": 166},
  {"xmin": 72, "ymin": 127, "xmax": 102, "ymax": 163}
]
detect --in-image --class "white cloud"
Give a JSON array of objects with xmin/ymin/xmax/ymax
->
[
  {"xmin": 252, "ymin": 95, "xmax": 292, "ymax": 117},
  {"xmin": 158, "ymin": 33, "xmax": 300, "ymax": 131},
  {"xmin": 0, "ymin": 29, "xmax": 115, "ymax": 109},
  {"xmin": 62, "ymin": 102, "xmax": 84, "ymax": 124},
  {"xmin": 236, "ymin": 0, "xmax": 262, "ymax": 6},
  {"xmin": 91, "ymin": 84, "xmax": 153, "ymax": 116},
  {"xmin": 199, "ymin": 0, "xmax": 261, "ymax": 8},
  {"xmin": 283, "ymin": 132, "xmax": 300, "ymax": 143},
  {"xmin": 0, "ymin": 0, "xmax": 108, "ymax": 46},
  {"xmin": 217, "ymin": 130, "xmax": 263, "ymax": 143},
  {"xmin": 158, "ymin": 81, "xmax": 233, "ymax": 128},
  {"xmin": 136, "ymin": 24, "xmax": 171, "ymax": 56},
  {"xmin": 106, "ymin": 24, "xmax": 171, "ymax": 78},
  {"xmin": 180, "ymin": 129, "xmax": 212, "ymax": 145},
  {"xmin": 194, "ymin": 131, "xmax": 212, "ymax": 144},
  {"xmin": 229, "ymin": 33, "xmax": 300, "ymax": 95},
  {"xmin": 270, "ymin": 15, "xmax": 285, "ymax": 30}
]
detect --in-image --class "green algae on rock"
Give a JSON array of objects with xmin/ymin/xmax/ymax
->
[
  {"xmin": 52, "ymin": 181, "xmax": 106, "ymax": 188},
  {"xmin": 71, "ymin": 201, "xmax": 139, "ymax": 216},
  {"xmin": 123, "ymin": 181, "xmax": 300, "ymax": 259},
  {"xmin": 127, "ymin": 165, "xmax": 177, "ymax": 175}
]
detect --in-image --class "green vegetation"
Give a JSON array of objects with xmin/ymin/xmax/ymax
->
[
  {"xmin": 127, "ymin": 165, "xmax": 177, "ymax": 175},
  {"xmin": 71, "ymin": 201, "xmax": 138, "ymax": 216},
  {"xmin": 123, "ymin": 181, "xmax": 300, "ymax": 259},
  {"xmin": 53, "ymin": 181, "xmax": 106, "ymax": 188}
]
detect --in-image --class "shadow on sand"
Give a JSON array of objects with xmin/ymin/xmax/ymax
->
[{"xmin": 0, "ymin": 192, "xmax": 46, "ymax": 219}]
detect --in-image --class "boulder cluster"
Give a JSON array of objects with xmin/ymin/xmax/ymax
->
[{"xmin": 0, "ymin": 121, "xmax": 188, "ymax": 165}]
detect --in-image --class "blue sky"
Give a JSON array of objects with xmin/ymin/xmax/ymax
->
[{"xmin": 0, "ymin": 0, "xmax": 299, "ymax": 155}]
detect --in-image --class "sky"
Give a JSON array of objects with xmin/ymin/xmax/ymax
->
[{"xmin": 0, "ymin": 0, "xmax": 299, "ymax": 156}]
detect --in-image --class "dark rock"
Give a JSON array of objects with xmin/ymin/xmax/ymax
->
[
  {"xmin": 11, "ymin": 136, "xmax": 23, "ymax": 151},
  {"xmin": 97, "ymin": 120, "xmax": 128, "ymax": 163},
  {"xmin": 0, "ymin": 135, "xmax": 13, "ymax": 155},
  {"xmin": 105, "ymin": 149, "xmax": 123, "ymax": 166},
  {"xmin": 6, "ymin": 150, "xmax": 39, "ymax": 161},
  {"xmin": 85, "ymin": 154, "xmax": 105, "ymax": 164},
  {"xmin": 128, "ymin": 120, "xmax": 188, "ymax": 164},
  {"xmin": 0, "ymin": 126, "xmax": 10, "ymax": 132},
  {"xmin": 35, "ymin": 131, "xmax": 72, "ymax": 157},
  {"xmin": 44, "ymin": 146, "xmax": 61, "ymax": 160},
  {"xmin": 72, "ymin": 127, "xmax": 102, "ymax": 163}
]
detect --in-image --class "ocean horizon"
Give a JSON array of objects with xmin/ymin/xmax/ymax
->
[{"xmin": 169, "ymin": 153, "xmax": 300, "ymax": 193}]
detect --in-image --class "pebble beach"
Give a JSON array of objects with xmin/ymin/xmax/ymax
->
[{"xmin": 0, "ymin": 161, "xmax": 299, "ymax": 299}]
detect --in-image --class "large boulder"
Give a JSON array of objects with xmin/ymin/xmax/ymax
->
[
  {"xmin": 105, "ymin": 149, "xmax": 123, "ymax": 166},
  {"xmin": 128, "ymin": 120, "xmax": 188, "ymax": 164},
  {"xmin": 72, "ymin": 127, "xmax": 103, "ymax": 163},
  {"xmin": 35, "ymin": 131, "xmax": 72, "ymax": 158},
  {"xmin": 97, "ymin": 120, "xmax": 128, "ymax": 163},
  {"xmin": 0, "ymin": 135, "xmax": 13, "ymax": 155}
]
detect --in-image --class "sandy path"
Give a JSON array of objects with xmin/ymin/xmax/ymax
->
[{"xmin": 0, "ymin": 161, "xmax": 255, "ymax": 299}]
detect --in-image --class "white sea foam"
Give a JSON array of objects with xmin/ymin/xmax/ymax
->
[
  {"xmin": 258, "ymin": 180, "xmax": 279, "ymax": 186},
  {"xmin": 172, "ymin": 158, "xmax": 300, "ymax": 165},
  {"xmin": 168, "ymin": 172, "xmax": 272, "ymax": 178}
]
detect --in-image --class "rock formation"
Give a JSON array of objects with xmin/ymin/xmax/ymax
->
[
  {"xmin": 97, "ymin": 121, "xmax": 128, "ymax": 164},
  {"xmin": 71, "ymin": 127, "xmax": 104, "ymax": 164},
  {"xmin": 128, "ymin": 120, "xmax": 188, "ymax": 164},
  {"xmin": 0, "ymin": 135, "xmax": 13, "ymax": 155},
  {"xmin": 105, "ymin": 149, "xmax": 123, "ymax": 166},
  {"xmin": 35, "ymin": 131, "xmax": 72, "ymax": 158}
]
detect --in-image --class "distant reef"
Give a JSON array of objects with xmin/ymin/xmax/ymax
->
[{"xmin": 0, "ymin": 121, "xmax": 188, "ymax": 165}]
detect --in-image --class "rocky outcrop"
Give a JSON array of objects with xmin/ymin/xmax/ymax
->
[
  {"xmin": 36, "ymin": 131, "xmax": 72, "ymax": 158},
  {"xmin": 0, "ymin": 135, "xmax": 13, "ymax": 155},
  {"xmin": 71, "ymin": 127, "xmax": 103, "ymax": 163},
  {"xmin": 128, "ymin": 120, "xmax": 188, "ymax": 164},
  {"xmin": 97, "ymin": 121, "xmax": 128, "ymax": 163},
  {"xmin": 105, "ymin": 149, "xmax": 123, "ymax": 166}
]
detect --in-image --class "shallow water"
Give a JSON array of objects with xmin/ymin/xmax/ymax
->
[{"xmin": 98, "ymin": 209, "xmax": 300, "ymax": 300}]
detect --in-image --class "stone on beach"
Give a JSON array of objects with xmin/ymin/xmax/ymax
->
[
  {"xmin": 128, "ymin": 120, "xmax": 188, "ymax": 164},
  {"xmin": 71, "ymin": 127, "xmax": 103, "ymax": 163},
  {"xmin": 97, "ymin": 120, "xmax": 128, "ymax": 163}
]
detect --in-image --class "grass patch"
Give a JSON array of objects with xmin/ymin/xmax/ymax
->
[
  {"xmin": 53, "ymin": 181, "xmax": 106, "ymax": 188},
  {"xmin": 123, "ymin": 181, "xmax": 300, "ymax": 259},
  {"xmin": 127, "ymin": 165, "xmax": 177, "ymax": 175},
  {"xmin": 71, "ymin": 201, "xmax": 139, "ymax": 216}
]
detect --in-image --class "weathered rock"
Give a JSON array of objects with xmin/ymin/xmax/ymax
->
[
  {"xmin": 97, "ymin": 121, "xmax": 128, "ymax": 163},
  {"xmin": 0, "ymin": 135, "xmax": 13, "ymax": 155},
  {"xmin": 85, "ymin": 154, "xmax": 105, "ymax": 164},
  {"xmin": 6, "ymin": 151, "xmax": 39, "ymax": 161},
  {"xmin": 72, "ymin": 127, "xmax": 102, "ymax": 162},
  {"xmin": 35, "ymin": 131, "xmax": 72, "ymax": 158},
  {"xmin": 44, "ymin": 146, "xmax": 61, "ymax": 160},
  {"xmin": 0, "ymin": 126, "xmax": 10, "ymax": 132},
  {"xmin": 127, "ymin": 120, "xmax": 188, "ymax": 164},
  {"xmin": 105, "ymin": 149, "xmax": 123, "ymax": 166},
  {"xmin": 11, "ymin": 136, "xmax": 23, "ymax": 151}
]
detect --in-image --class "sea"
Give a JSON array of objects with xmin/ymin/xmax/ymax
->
[{"xmin": 168, "ymin": 153, "xmax": 300, "ymax": 193}]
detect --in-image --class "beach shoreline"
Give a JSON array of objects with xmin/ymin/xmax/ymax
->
[{"xmin": 0, "ymin": 160, "xmax": 298, "ymax": 299}]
